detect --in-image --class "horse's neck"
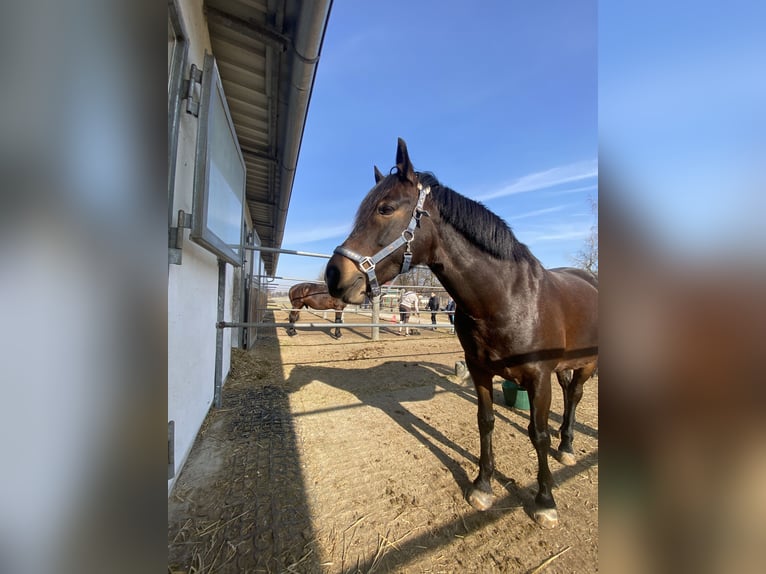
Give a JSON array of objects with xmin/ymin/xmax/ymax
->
[{"xmin": 427, "ymin": 223, "xmax": 545, "ymax": 317}]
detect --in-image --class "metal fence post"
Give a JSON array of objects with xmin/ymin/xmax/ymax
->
[
  {"xmin": 214, "ymin": 259, "xmax": 226, "ymax": 408},
  {"xmin": 372, "ymin": 295, "xmax": 380, "ymax": 341}
]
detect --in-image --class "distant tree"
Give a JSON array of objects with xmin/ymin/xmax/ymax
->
[
  {"xmin": 393, "ymin": 265, "xmax": 441, "ymax": 288},
  {"xmin": 572, "ymin": 196, "xmax": 598, "ymax": 276}
]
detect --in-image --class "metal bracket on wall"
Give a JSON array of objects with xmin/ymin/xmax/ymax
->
[
  {"xmin": 183, "ymin": 63, "xmax": 203, "ymax": 117},
  {"xmin": 169, "ymin": 209, "xmax": 193, "ymax": 265},
  {"xmin": 168, "ymin": 420, "xmax": 175, "ymax": 480}
]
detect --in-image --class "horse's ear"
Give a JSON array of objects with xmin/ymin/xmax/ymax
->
[
  {"xmin": 395, "ymin": 137, "xmax": 417, "ymax": 185},
  {"xmin": 374, "ymin": 165, "xmax": 384, "ymax": 183}
]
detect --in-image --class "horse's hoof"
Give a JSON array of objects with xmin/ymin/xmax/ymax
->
[
  {"xmin": 533, "ymin": 507, "xmax": 559, "ymax": 529},
  {"xmin": 467, "ymin": 488, "xmax": 494, "ymax": 511},
  {"xmin": 557, "ymin": 451, "xmax": 577, "ymax": 466}
]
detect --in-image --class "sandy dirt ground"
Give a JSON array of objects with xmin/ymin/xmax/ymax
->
[{"xmin": 168, "ymin": 306, "xmax": 598, "ymax": 573}]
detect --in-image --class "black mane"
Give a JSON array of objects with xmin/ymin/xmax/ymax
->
[
  {"xmin": 353, "ymin": 170, "xmax": 538, "ymax": 265},
  {"xmin": 417, "ymin": 172, "xmax": 537, "ymax": 264}
]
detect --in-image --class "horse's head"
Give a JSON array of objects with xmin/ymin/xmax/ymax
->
[{"xmin": 326, "ymin": 138, "xmax": 433, "ymax": 304}]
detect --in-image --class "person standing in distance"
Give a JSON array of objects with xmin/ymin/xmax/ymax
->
[
  {"xmin": 427, "ymin": 292, "xmax": 440, "ymax": 328},
  {"xmin": 445, "ymin": 297, "xmax": 456, "ymax": 334},
  {"xmin": 398, "ymin": 289, "xmax": 419, "ymax": 336}
]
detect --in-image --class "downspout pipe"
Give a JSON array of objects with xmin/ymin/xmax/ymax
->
[{"xmin": 272, "ymin": 0, "xmax": 333, "ymax": 273}]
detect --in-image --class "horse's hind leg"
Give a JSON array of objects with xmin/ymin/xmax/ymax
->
[
  {"xmin": 555, "ymin": 364, "xmax": 596, "ymax": 466},
  {"xmin": 554, "ymin": 369, "xmax": 575, "ymax": 464},
  {"xmin": 466, "ymin": 370, "xmax": 496, "ymax": 511},
  {"xmin": 526, "ymin": 369, "xmax": 558, "ymax": 528},
  {"xmin": 333, "ymin": 311, "xmax": 342, "ymax": 339}
]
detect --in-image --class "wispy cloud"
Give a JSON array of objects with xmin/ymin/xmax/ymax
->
[
  {"xmin": 522, "ymin": 224, "xmax": 592, "ymax": 243},
  {"xmin": 475, "ymin": 160, "xmax": 598, "ymax": 201},
  {"xmin": 284, "ymin": 223, "xmax": 351, "ymax": 244},
  {"xmin": 533, "ymin": 229, "xmax": 592, "ymax": 242},
  {"xmin": 547, "ymin": 184, "xmax": 598, "ymax": 196},
  {"xmin": 509, "ymin": 204, "xmax": 571, "ymax": 221}
]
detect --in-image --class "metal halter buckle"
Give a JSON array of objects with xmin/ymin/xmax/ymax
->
[{"xmin": 358, "ymin": 257, "xmax": 375, "ymax": 273}]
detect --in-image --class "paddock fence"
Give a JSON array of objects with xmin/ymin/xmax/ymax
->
[{"xmin": 213, "ymin": 244, "xmax": 453, "ymax": 406}]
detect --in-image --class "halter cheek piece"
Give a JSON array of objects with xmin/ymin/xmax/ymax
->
[{"xmin": 333, "ymin": 183, "xmax": 431, "ymax": 298}]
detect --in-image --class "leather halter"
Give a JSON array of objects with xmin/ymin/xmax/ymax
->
[{"xmin": 333, "ymin": 182, "xmax": 431, "ymax": 297}]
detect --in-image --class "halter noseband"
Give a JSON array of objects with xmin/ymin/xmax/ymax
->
[{"xmin": 333, "ymin": 182, "xmax": 431, "ymax": 297}]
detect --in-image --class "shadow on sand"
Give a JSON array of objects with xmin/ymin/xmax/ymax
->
[{"xmin": 169, "ymin": 326, "xmax": 598, "ymax": 572}]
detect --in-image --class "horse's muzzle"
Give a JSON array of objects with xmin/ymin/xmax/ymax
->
[{"xmin": 325, "ymin": 255, "xmax": 367, "ymax": 304}]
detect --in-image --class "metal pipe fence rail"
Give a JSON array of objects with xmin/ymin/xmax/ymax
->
[
  {"xmin": 265, "ymin": 306, "xmax": 455, "ymax": 316},
  {"xmin": 217, "ymin": 321, "xmax": 451, "ymax": 330},
  {"xmin": 241, "ymin": 245, "xmax": 332, "ymax": 258}
]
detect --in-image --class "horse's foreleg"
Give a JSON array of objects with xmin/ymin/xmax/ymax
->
[
  {"xmin": 333, "ymin": 310, "xmax": 342, "ymax": 339},
  {"xmin": 287, "ymin": 309, "xmax": 299, "ymax": 336},
  {"xmin": 526, "ymin": 370, "xmax": 558, "ymax": 528},
  {"xmin": 467, "ymin": 372, "xmax": 495, "ymax": 511},
  {"xmin": 556, "ymin": 364, "xmax": 596, "ymax": 466}
]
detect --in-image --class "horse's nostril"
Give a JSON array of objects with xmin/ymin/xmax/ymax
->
[{"xmin": 325, "ymin": 263, "xmax": 340, "ymax": 292}]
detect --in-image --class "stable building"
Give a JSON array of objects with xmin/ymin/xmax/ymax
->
[{"xmin": 167, "ymin": 0, "xmax": 332, "ymax": 492}]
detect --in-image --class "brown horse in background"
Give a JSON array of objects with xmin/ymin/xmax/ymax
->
[
  {"xmin": 326, "ymin": 138, "xmax": 597, "ymax": 528},
  {"xmin": 287, "ymin": 282, "xmax": 346, "ymax": 339}
]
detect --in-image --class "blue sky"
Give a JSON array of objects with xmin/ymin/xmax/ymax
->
[
  {"xmin": 278, "ymin": 0, "xmax": 597, "ymax": 283},
  {"xmin": 599, "ymin": 1, "xmax": 766, "ymax": 261}
]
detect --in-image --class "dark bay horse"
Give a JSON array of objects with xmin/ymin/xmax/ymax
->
[
  {"xmin": 287, "ymin": 282, "xmax": 346, "ymax": 339},
  {"xmin": 326, "ymin": 139, "xmax": 598, "ymax": 528}
]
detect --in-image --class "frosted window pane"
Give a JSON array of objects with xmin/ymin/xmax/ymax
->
[{"xmin": 206, "ymin": 87, "xmax": 243, "ymax": 254}]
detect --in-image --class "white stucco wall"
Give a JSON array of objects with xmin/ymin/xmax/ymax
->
[{"xmin": 168, "ymin": 0, "xmax": 236, "ymax": 493}]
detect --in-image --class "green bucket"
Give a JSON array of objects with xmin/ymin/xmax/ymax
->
[{"xmin": 502, "ymin": 380, "xmax": 530, "ymax": 410}]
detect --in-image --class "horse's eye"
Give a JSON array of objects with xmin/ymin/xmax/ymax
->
[{"xmin": 378, "ymin": 205, "xmax": 395, "ymax": 216}]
